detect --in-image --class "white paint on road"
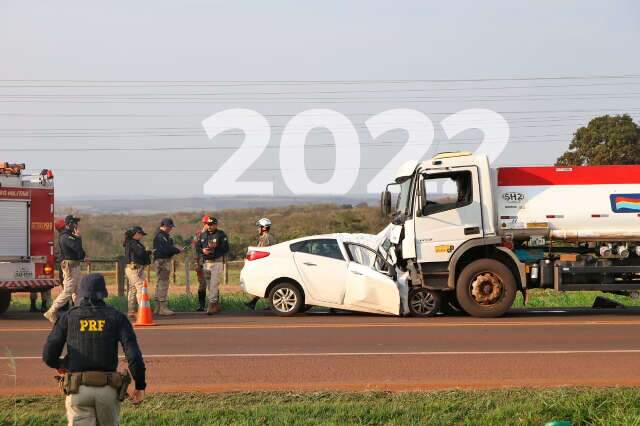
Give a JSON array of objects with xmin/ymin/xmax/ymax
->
[
  {"xmin": 5, "ymin": 348, "xmax": 640, "ymax": 360},
  {"xmin": 5, "ymin": 319, "xmax": 640, "ymax": 333}
]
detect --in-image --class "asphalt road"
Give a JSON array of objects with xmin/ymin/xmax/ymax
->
[{"xmin": 2, "ymin": 308, "xmax": 640, "ymax": 394}]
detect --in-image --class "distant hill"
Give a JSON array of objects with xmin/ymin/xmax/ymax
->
[
  {"xmin": 60, "ymin": 203, "xmax": 387, "ymax": 261},
  {"xmin": 57, "ymin": 195, "xmax": 378, "ymax": 214}
]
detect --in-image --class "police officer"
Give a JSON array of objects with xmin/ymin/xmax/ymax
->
[
  {"xmin": 124, "ymin": 226, "xmax": 152, "ymax": 318},
  {"xmin": 44, "ymin": 215, "xmax": 86, "ymax": 323},
  {"xmin": 195, "ymin": 216, "xmax": 229, "ymax": 315},
  {"xmin": 153, "ymin": 218, "xmax": 184, "ymax": 316},
  {"xmin": 246, "ymin": 218, "xmax": 276, "ymax": 310},
  {"xmin": 42, "ymin": 273, "xmax": 146, "ymax": 425},
  {"xmin": 192, "ymin": 218, "xmax": 209, "ymax": 312}
]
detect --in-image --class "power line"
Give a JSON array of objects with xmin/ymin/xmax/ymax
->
[
  {"xmin": 2, "ymin": 94, "xmax": 638, "ymax": 104},
  {"xmin": 1, "ymin": 109, "xmax": 638, "ymax": 118},
  {"xmin": 2, "ymin": 74, "xmax": 640, "ymax": 84}
]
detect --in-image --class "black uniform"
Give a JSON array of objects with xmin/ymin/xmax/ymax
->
[
  {"xmin": 125, "ymin": 239, "xmax": 151, "ymax": 266},
  {"xmin": 196, "ymin": 229, "xmax": 230, "ymax": 261},
  {"xmin": 42, "ymin": 299, "xmax": 147, "ymax": 390},
  {"xmin": 59, "ymin": 229, "xmax": 86, "ymax": 261},
  {"xmin": 153, "ymin": 230, "xmax": 181, "ymax": 260}
]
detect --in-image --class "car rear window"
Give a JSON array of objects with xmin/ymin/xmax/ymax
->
[{"xmin": 290, "ymin": 238, "xmax": 344, "ymax": 261}]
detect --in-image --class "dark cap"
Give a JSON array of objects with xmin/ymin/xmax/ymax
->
[
  {"xmin": 77, "ymin": 273, "xmax": 108, "ymax": 299},
  {"xmin": 64, "ymin": 215, "xmax": 81, "ymax": 225},
  {"xmin": 160, "ymin": 217, "xmax": 175, "ymax": 227},
  {"xmin": 129, "ymin": 225, "xmax": 147, "ymax": 236}
]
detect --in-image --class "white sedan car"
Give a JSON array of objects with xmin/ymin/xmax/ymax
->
[{"xmin": 240, "ymin": 233, "xmax": 407, "ymax": 316}]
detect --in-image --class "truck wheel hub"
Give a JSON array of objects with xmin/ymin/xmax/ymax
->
[{"xmin": 471, "ymin": 273, "xmax": 502, "ymax": 305}]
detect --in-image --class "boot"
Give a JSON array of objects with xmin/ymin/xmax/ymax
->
[
  {"xmin": 197, "ymin": 291, "xmax": 206, "ymax": 312},
  {"xmin": 206, "ymin": 302, "xmax": 218, "ymax": 315},
  {"xmin": 245, "ymin": 297, "xmax": 258, "ymax": 311},
  {"xmin": 157, "ymin": 301, "xmax": 175, "ymax": 316},
  {"xmin": 30, "ymin": 299, "xmax": 38, "ymax": 313},
  {"xmin": 127, "ymin": 310, "xmax": 137, "ymax": 319}
]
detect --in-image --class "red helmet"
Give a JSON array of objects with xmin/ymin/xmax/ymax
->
[
  {"xmin": 201, "ymin": 215, "xmax": 217, "ymax": 225},
  {"xmin": 54, "ymin": 217, "xmax": 66, "ymax": 231}
]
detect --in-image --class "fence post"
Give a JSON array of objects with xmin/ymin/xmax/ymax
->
[
  {"xmin": 171, "ymin": 258, "xmax": 177, "ymax": 284},
  {"xmin": 184, "ymin": 256, "xmax": 191, "ymax": 295},
  {"xmin": 223, "ymin": 257, "xmax": 228, "ymax": 285},
  {"xmin": 116, "ymin": 256, "xmax": 126, "ymax": 297}
]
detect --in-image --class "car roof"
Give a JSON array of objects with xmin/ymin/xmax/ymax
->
[{"xmin": 277, "ymin": 233, "xmax": 379, "ymax": 247}]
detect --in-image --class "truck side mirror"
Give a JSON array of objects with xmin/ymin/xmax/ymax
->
[{"xmin": 381, "ymin": 190, "xmax": 392, "ymax": 216}]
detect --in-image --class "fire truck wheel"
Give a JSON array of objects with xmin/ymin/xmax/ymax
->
[
  {"xmin": 0, "ymin": 291, "xmax": 11, "ymax": 315},
  {"xmin": 408, "ymin": 287, "xmax": 442, "ymax": 317},
  {"xmin": 456, "ymin": 259, "xmax": 517, "ymax": 318}
]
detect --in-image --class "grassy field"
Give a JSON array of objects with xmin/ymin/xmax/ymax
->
[
  {"xmin": 10, "ymin": 287, "xmax": 640, "ymax": 314},
  {"xmin": 1, "ymin": 388, "xmax": 640, "ymax": 425}
]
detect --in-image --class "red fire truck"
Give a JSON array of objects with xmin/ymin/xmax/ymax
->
[{"xmin": 0, "ymin": 162, "xmax": 59, "ymax": 314}]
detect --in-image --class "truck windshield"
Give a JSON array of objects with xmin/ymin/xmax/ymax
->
[{"xmin": 395, "ymin": 179, "xmax": 412, "ymax": 216}]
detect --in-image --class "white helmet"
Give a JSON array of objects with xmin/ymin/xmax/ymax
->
[{"xmin": 256, "ymin": 217, "xmax": 272, "ymax": 227}]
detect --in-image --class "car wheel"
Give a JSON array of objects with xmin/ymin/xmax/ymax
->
[
  {"xmin": 408, "ymin": 287, "xmax": 442, "ymax": 317},
  {"xmin": 268, "ymin": 282, "xmax": 303, "ymax": 317},
  {"xmin": 455, "ymin": 259, "xmax": 517, "ymax": 318},
  {"xmin": 0, "ymin": 291, "xmax": 11, "ymax": 315}
]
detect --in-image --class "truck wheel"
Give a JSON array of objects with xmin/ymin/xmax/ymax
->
[
  {"xmin": 0, "ymin": 291, "xmax": 11, "ymax": 315},
  {"xmin": 456, "ymin": 259, "xmax": 516, "ymax": 318},
  {"xmin": 268, "ymin": 282, "xmax": 303, "ymax": 317},
  {"xmin": 408, "ymin": 287, "xmax": 442, "ymax": 317}
]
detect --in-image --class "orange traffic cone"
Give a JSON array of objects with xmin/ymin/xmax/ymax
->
[{"xmin": 134, "ymin": 280, "xmax": 156, "ymax": 327}]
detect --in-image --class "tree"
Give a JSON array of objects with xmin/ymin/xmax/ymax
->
[{"xmin": 556, "ymin": 114, "xmax": 640, "ymax": 166}]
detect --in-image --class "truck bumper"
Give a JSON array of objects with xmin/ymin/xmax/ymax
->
[{"xmin": 0, "ymin": 279, "xmax": 60, "ymax": 292}]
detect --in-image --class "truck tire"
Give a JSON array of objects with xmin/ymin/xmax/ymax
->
[
  {"xmin": 0, "ymin": 291, "xmax": 11, "ymax": 315},
  {"xmin": 456, "ymin": 259, "xmax": 517, "ymax": 318}
]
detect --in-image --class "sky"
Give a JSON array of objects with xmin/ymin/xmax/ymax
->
[{"xmin": 1, "ymin": 0, "xmax": 639, "ymax": 199}]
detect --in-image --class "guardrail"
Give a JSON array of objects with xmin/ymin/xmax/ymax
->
[{"xmin": 58, "ymin": 256, "xmax": 244, "ymax": 297}]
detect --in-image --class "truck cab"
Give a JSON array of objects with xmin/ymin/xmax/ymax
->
[
  {"xmin": 381, "ymin": 152, "xmax": 527, "ymax": 318},
  {"xmin": 0, "ymin": 163, "xmax": 59, "ymax": 315}
]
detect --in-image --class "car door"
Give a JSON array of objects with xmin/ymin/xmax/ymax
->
[
  {"xmin": 291, "ymin": 238, "xmax": 348, "ymax": 304},
  {"xmin": 342, "ymin": 243, "xmax": 400, "ymax": 315}
]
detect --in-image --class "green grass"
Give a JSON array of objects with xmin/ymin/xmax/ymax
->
[
  {"xmin": 10, "ymin": 287, "xmax": 640, "ymax": 314},
  {"xmin": 8, "ymin": 293, "xmax": 267, "ymax": 314},
  {"xmin": 511, "ymin": 289, "xmax": 640, "ymax": 309},
  {"xmin": 1, "ymin": 388, "xmax": 640, "ymax": 425}
]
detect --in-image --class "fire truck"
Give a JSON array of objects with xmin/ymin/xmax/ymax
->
[
  {"xmin": 380, "ymin": 151, "xmax": 640, "ymax": 317},
  {"xmin": 0, "ymin": 162, "xmax": 59, "ymax": 315}
]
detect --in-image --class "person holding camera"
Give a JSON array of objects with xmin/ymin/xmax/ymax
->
[
  {"xmin": 152, "ymin": 218, "xmax": 184, "ymax": 316},
  {"xmin": 195, "ymin": 216, "xmax": 229, "ymax": 315},
  {"xmin": 44, "ymin": 215, "xmax": 86, "ymax": 323}
]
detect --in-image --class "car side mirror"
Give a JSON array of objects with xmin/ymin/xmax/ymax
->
[{"xmin": 380, "ymin": 190, "xmax": 392, "ymax": 216}]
